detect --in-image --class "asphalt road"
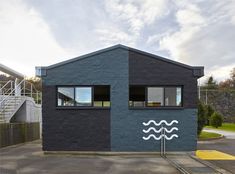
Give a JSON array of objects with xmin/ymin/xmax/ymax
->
[{"xmin": 198, "ymin": 128, "xmax": 235, "ymax": 173}]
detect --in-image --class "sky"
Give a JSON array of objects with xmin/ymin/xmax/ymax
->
[{"xmin": 0, "ymin": 0, "xmax": 235, "ymax": 83}]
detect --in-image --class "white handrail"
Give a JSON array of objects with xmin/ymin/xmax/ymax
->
[
  {"xmin": 0, "ymin": 79, "xmax": 24, "ymax": 106},
  {"xmin": 0, "ymin": 80, "xmax": 13, "ymax": 95}
]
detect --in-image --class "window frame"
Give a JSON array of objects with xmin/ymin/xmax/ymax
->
[
  {"xmin": 56, "ymin": 85, "xmax": 110, "ymax": 109},
  {"xmin": 129, "ymin": 85, "xmax": 183, "ymax": 109}
]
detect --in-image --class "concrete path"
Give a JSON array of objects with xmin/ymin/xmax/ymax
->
[
  {"xmin": 203, "ymin": 128, "xmax": 235, "ymax": 139},
  {"xmin": 0, "ymin": 140, "xmax": 229, "ymax": 174}
]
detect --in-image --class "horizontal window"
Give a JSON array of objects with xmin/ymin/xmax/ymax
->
[
  {"xmin": 57, "ymin": 86, "xmax": 110, "ymax": 108},
  {"xmin": 129, "ymin": 86, "xmax": 182, "ymax": 108},
  {"xmin": 147, "ymin": 87, "xmax": 164, "ymax": 107},
  {"xmin": 58, "ymin": 87, "xmax": 75, "ymax": 106},
  {"xmin": 75, "ymin": 87, "xmax": 92, "ymax": 106}
]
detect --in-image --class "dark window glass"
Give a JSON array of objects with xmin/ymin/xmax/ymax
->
[
  {"xmin": 94, "ymin": 86, "xmax": 110, "ymax": 107},
  {"xmin": 165, "ymin": 87, "xmax": 182, "ymax": 106},
  {"xmin": 75, "ymin": 87, "xmax": 92, "ymax": 106},
  {"xmin": 57, "ymin": 87, "xmax": 75, "ymax": 106},
  {"xmin": 129, "ymin": 86, "xmax": 145, "ymax": 107},
  {"xmin": 147, "ymin": 87, "xmax": 164, "ymax": 107}
]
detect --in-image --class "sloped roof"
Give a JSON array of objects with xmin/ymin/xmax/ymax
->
[{"xmin": 36, "ymin": 44, "xmax": 204, "ymax": 77}]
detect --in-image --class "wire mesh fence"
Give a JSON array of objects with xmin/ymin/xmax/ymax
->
[{"xmin": 198, "ymin": 87, "xmax": 235, "ymax": 122}]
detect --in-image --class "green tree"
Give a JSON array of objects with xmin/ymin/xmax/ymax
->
[
  {"xmin": 206, "ymin": 76, "xmax": 218, "ymax": 89},
  {"xmin": 205, "ymin": 105, "xmax": 215, "ymax": 125},
  {"xmin": 210, "ymin": 112, "xmax": 223, "ymax": 128},
  {"xmin": 197, "ymin": 101, "xmax": 206, "ymax": 135}
]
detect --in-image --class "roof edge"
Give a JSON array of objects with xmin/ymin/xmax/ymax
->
[
  {"xmin": 36, "ymin": 44, "xmax": 204, "ymax": 78},
  {"xmin": 46, "ymin": 44, "xmax": 126, "ymax": 70}
]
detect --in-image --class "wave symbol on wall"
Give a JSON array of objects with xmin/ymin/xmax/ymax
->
[
  {"xmin": 143, "ymin": 120, "xmax": 178, "ymax": 126},
  {"xmin": 142, "ymin": 120, "xmax": 179, "ymax": 141},
  {"xmin": 143, "ymin": 127, "xmax": 178, "ymax": 134},
  {"xmin": 142, "ymin": 134, "xmax": 179, "ymax": 140}
]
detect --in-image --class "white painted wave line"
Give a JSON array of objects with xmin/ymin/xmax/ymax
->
[
  {"xmin": 143, "ymin": 127, "xmax": 178, "ymax": 134},
  {"xmin": 143, "ymin": 120, "xmax": 178, "ymax": 126},
  {"xmin": 142, "ymin": 134, "xmax": 178, "ymax": 140}
]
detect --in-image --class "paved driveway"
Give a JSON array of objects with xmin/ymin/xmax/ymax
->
[
  {"xmin": 1, "ymin": 140, "xmax": 230, "ymax": 174},
  {"xmin": 0, "ymin": 141, "xmax": 179, "ymax": 174},
  {"xmin": 198, "ymin": 128, "xmax": 235, "ymax": 173}
]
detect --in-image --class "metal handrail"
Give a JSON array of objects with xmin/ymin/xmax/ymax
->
[
  {"xmin": 0, "ymin": 79, "xmax": 25, "ymax": 105},
  {"xmin": 0, "ymin": 80, "xmax": 13, "ymax": 95},
  {"xmin": 0, "ymin": 79, "xmax": 41, "ymax": 110}
]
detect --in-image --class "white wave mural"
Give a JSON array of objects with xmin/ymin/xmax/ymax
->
[
  {"xmin": 142, "ymin": 134, "xmax": 179, "ymax": 140},
  {"xmin": 142, "ymin": 120, "xmax": 179, "ymax": 141},
  {"xmin": 143, "ymin": 127, "xmax": 178, "ymax": 134},
  {"xmin": 143, "ymin": 120, "xmax": 178, "ymax": 126}
]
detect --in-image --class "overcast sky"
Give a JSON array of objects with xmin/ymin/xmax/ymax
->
[{"xmin": 0, "ymin": 0, "xmax": 235, "ymax": 83}]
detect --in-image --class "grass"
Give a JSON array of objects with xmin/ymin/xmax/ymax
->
[
  {"xmin": 205, "ymin": 123, "xmax": 235, "ymax": 132},
  {"xmin": 198, "ymin": 131, "xmax": 222, "ymax": 140}
]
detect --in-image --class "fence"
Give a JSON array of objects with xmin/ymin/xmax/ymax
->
[
  {"xmin": 198, "ymin": 88, "xmax": 235, "ymax": 122},
  {"xmin": 0, "ymin": 122, "xmax": 40, "ymax": 148}
]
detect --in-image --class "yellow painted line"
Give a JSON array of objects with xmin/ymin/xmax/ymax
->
[{"xmin": 196, "ymin": 150, "xmax": 235, "ymax": 160}]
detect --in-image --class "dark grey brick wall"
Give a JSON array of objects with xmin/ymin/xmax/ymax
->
[
  {"xmin": 110, "ymin": 50, "xmax": 198, "ymax": 151},
  {"xmin": 42, "ymin": 85, "xmax": 110, "ymax": 151},
  {"xmin": 111, "ymin": 108, "xmax": 197, "ymax": 151},
  {"xmin": 42, "ymin": 48, "xmax": 129, "ymax": 151},
  {"xmin": 42, "ymin": 47, "xmax": 199, "ymax": 152},
  {"xmin": 129, "ymin": 50, "xmax": 198, "ymax": 108}
]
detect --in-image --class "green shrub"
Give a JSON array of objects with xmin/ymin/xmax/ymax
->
[
  {"xmin": 197, "ymin": 101, "xmax": 206, "ymax": 135},
  {"xmin": 210, "ymin": 112, "xmax": 223, "ymax": 128}
]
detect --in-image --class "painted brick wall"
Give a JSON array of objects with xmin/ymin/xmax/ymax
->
[
  {"xmin": 110, "ymin": 50, "xmax": 199, "ymax": 151},
  {"xmin": 42, "ymin": 48, "xmax": 129, "ymax": 151},
  {"xmin": 129, "ymin": 50, "xmax": 198, "ymax": 108},
  {"xmin": 42, "ymin": 47, "xmax": 199, "ymax": 151}
]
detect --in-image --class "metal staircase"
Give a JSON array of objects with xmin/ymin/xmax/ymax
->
[{"xmin": 0, "ymin": 79, "xmax": 41, "ymax": 123}]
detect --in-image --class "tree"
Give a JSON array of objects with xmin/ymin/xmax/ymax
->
[
  {"xmin": 205, "ymin": 105, "xmax": 215, "ymax": 125},
  {"xmin": 230, "ymin": 68, "xmax": 235, "ymax": 88},
  {"xmin": 219, "ymin": 67, "xmax": 235, "ymax": 89},
  {"xmin": 197, "ymin": 101, "xmax": 206, "ymax": 135},
  {"xmin": 26, "ymin": 77, "xmax": 42, "ymax": 92},
  {"xmin": 210, "ymin": 112, "xmax": 223, "ymax": 128},
  {"xmin": 205, "ymin": 76, "xmax": 218, "ymax": 89}
]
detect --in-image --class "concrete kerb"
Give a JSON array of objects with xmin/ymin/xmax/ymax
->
[
  {"xmin": 43, "ymin": 151, "xmax": 190, "ymax": 157},
  {"xmin": 198, "ymin": 134, "xmax": 224, "ymax": 141}
]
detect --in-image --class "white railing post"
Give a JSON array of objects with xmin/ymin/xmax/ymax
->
[
  {"xmin": 23, "ymin": 80, "xmax": 25, "ymax": 96},
  {"xmin": 36, "ymin": 91, "xmax": 38, "ymax": 104},
  {"xmin": 10, "ymin": 81, "xmax": 13, "ymax": 94},
  {"xmin": 30, "ymin": 83, "xmax": 33, "ymax": 97}
]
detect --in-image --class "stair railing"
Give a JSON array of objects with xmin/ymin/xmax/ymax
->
[
  {"xmin": 0, "ymin": 79, "xmax": 42, "ymax": 122},
  {"xmin": 0, "ymin": 80, "xmax": 14, "ymax": 95},
  {"xmin": 0, "ymin": 79, "xmax": 25, "ymax": 111}
]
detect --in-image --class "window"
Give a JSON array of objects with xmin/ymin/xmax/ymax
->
[
  {"xmin": 57, "ymin": 87, "xmax": 75, "ymax": 106},
  {"xmin": 57, "ymin": 86, "xmax": 110, "ymax": 108},
  {"xmin": 129, "ymin": 86, "xmax": 182, "ymax": 108},
  {"xmin": 94, "ymin": 86, "xmax": 110, "ymax": 107},
  {"xmin": 75, "ymin": 87, "xmax": 92, "ymax": 106},
  {"xmin": 129, "ymin": 86, "xmax": 145, "ymax": 107},
  {"xmin": 165, "ymin": 87, "xmax": 182, "ymax": 106},
  {"xmin": 147, "ymin": 87, "xmax": 164, "ymax": 107}
]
